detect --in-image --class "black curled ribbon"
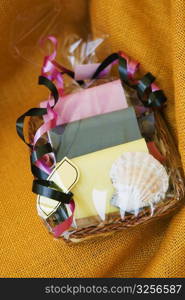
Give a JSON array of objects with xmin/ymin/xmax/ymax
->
[
  {"xmin": 91, "ymin": 53, "xmax": 167, "ymax": 108},
  {"xmin": 16, "ymin": 75, "xmax": 73, "ymax": 203}
]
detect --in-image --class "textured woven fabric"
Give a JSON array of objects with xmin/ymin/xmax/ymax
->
[{"xmin": 0, "ymin": 0, "xmax": 185, "ymax": 278}]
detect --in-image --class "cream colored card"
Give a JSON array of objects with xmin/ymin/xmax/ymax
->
[
  {"xmin": 51, "ymin": 157, "xmax": 79, "ymax": 193},
  {"xmin": 37, "ymin": 157, "xmax": 79, "ymax": 219},
  {"xmin": 37, "ymin": 138, "xmax": 148, "ymax": 220}
]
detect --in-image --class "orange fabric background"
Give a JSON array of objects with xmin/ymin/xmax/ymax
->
[{"xmin": 0, "ymin": 0, "xmax": 185, "ymax": 277}]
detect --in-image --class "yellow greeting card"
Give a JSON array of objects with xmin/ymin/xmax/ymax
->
[
  {"xmin": 37, "ymin": 138, "xmax": 148, "ymax": 220},
  {"xmin": 71, "ymin": 138, "xmax": 148, "ymax": 219}
]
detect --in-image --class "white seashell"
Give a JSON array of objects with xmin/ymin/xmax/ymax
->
[{"xmin": 110, "ymin": 152, "xmax": 169, "ymax": 214}]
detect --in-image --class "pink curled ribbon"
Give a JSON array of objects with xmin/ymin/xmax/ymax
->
[
  {"xmin": 52, "ymin": 200, "xmax": 75, "ymax": 238},
  {"xmin": 118, "ymin": 51, "xmax": 140, "ymax": 80},
  {"xmin": 40, "ymin": 36, "xmax": 64, "ymax": 97},
  {"xmin": 33, "ymin": 37, "xmax": 75, "ymax": 235},
  {"xmin": 34, "ymin": 102, "xmax": 57, "ymax": 174}
]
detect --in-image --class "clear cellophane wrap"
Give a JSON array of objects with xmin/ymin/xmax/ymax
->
[
  {"xmin": 13, "ymin": 5, "xmax": 185, "ymax": 243},
  {"xmin": 26, "ymin": 36, "xmax": 184, "ymax": 243}
]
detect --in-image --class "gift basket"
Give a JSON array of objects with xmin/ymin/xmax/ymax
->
[{"xmin": 16, "ymin": 31, "xmax": 185, "ymax": 243}]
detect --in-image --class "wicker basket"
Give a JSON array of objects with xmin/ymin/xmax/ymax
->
[{"xmin": 28, "ymin": 109, "xmax": 185, "ymax": 243}]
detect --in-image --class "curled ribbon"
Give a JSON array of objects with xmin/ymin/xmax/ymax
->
[
  {"xmin": 91, "ymin": 51, "xmax": 166, "ymax": 108},
  {"xmin": 40, "ymin": 36, "xmax": 64, "ymax": 97},
  {"xmin": 16, "ymin": 36, "xmax": 167, "ymax": 237},
  {"xmin": 16, "ymin": 80, "xmax": 74, "ymax": 238}
]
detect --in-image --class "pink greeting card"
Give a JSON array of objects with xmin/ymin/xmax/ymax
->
[{"xmin": 40, "ymin": 79, "xmax": 128, "ymax": 126}]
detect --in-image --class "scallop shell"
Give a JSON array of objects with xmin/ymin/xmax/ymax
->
[{"xmin": 110, "ymin": 152, "xmax": 169, "ymax": 215}]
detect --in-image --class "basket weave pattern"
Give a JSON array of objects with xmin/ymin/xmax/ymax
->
[{"xmin": 29, "ymin": 111, "xmax": 185, "ymax": 242}]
